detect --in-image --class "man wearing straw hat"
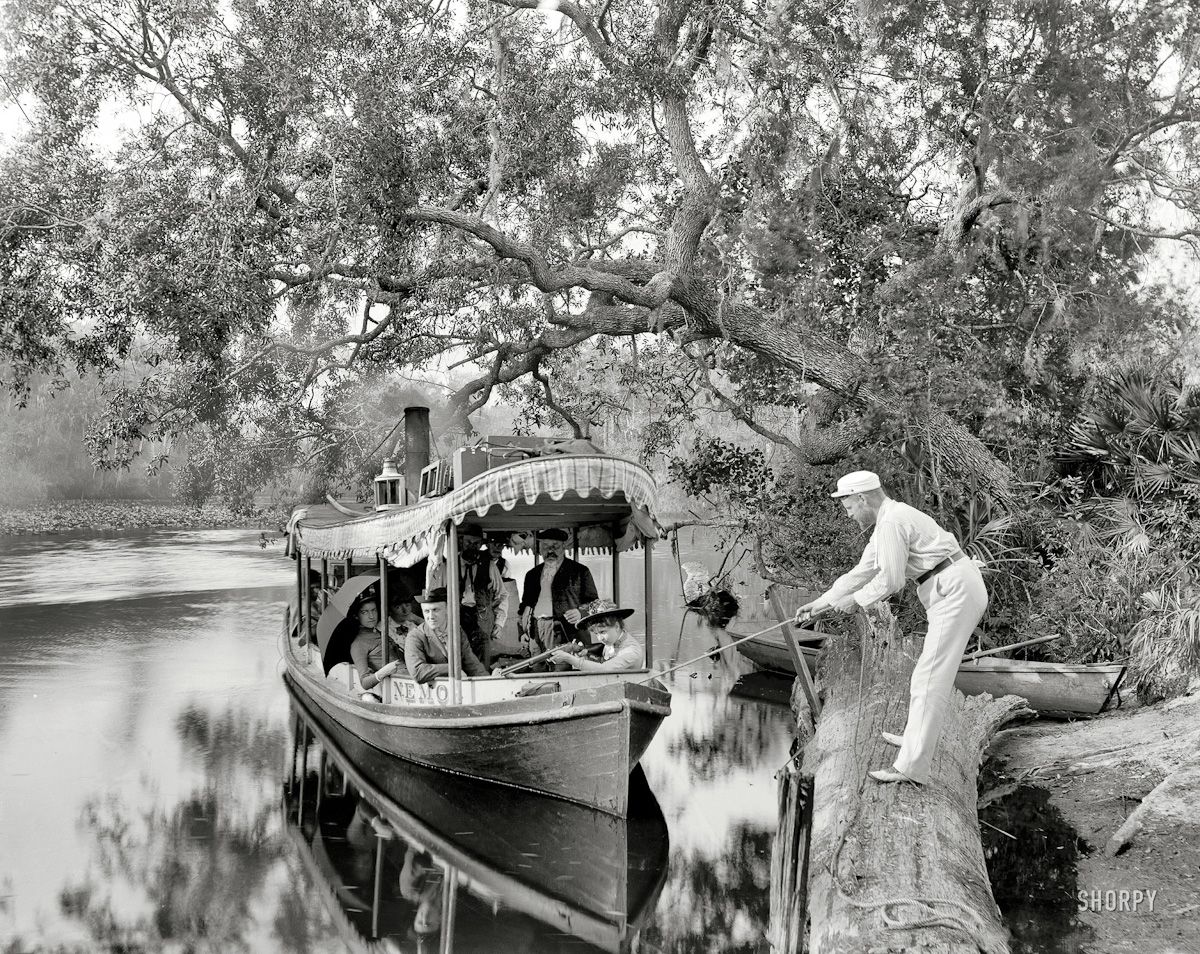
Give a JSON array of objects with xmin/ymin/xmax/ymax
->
[{"xmin": 795, "ymin": 470, "xmax": 988, "ymax": 785}]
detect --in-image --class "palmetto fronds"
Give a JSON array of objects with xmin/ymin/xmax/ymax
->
[
  {"xmin": 1129, "ymin": 583, "xmax": 1200, "ymax": 699},
  {"xmin": 1058, "ymin": 368, "xmax": 1200, "ymax": 501}
]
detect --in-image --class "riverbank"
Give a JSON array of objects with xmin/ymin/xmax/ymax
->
[
  {"xmin": 988, "ymin": 689, "xmax": 1200, "ymax": 953},
  {"xmin": 0, "ymin": 499, "xmax": 287, "ymax": 537}
]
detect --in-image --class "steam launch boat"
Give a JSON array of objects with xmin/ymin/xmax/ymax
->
[
  {"xmin": 282, "ymin": 407, "xmax": 671, "ymax": 816},
  {"xmin": 283, "ymin": 680, "xmax": 670, "ymax": 953}
]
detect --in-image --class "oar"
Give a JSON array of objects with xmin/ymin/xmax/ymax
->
[{"xmin": 961, "ymin": 633, "xmax": 1061, "ymax": 663}]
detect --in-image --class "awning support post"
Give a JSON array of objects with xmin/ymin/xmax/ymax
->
[
  {"xmin": 445, "ymin": 522, "xmax": 464, "ymax": 704},
  {"xmin": 611, "ymin": 535, "xmax": 621, "ymax": 604},
  {"xmin": 379, "ymin": 553, "xmax": 390, "ymax": 704},
  {"xmin": 302, "ymin": 556, "xmax": 313, "ymax": 664},
  {"xmin": 644, "ymin": 539, "xmax": 655, "ymax": 669}
]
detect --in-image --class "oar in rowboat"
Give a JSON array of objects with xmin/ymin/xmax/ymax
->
[{"xmin": 960, "ymin": 633, "xmax": 1062, "ymax": 662}]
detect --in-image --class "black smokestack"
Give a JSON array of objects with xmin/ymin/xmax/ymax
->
[{"xmin": 403, "ymin": 407, "xmax": 431, "ymax": 503}]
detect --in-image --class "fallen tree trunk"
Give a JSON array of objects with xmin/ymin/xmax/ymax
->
[{"xmin": 798, "ymin": 607, "xmax": 1032, "ymax": 953}]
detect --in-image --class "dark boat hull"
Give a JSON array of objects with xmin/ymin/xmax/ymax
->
[
  {"xmin": 284, "ymin": 658, "xmax": 670, "ymax": 815},
  {"xmin": 285, "ymin": 682, "xmax": 671, "ymax": 952}
]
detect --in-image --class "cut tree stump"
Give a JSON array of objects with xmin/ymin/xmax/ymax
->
[{"xmin": 798, "ymin": 606, "xmax": 1032, "ymax": 954}]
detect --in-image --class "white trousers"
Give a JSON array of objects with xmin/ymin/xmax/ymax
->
[{"xmin": 893, "ymin": 560, "xmax": 988, "ymax": 783}]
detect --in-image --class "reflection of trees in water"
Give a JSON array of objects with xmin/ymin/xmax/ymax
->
[
  {"xmin": 47, "ymin": 704, "xmax": 295, "ymax": 951},
  {"xmin": 982, "ymin": 783, "xmax": 1090, "ymax": 954},
  {"xmin": 57, "ymin": 790, "xmax": 280, "ymax": 951},
  {"xmin": 663, "ymin": 695, "xmax": 791, "ymax": 782},
  {"xmin": 640, "ymin": 823, "xmax": 772, "ymax": 954},
  {"xmin": 175, "ymin": 703, "xmax": 288, "ymax": 784}
]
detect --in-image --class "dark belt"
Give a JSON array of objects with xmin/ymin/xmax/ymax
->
[{"xmin": 916, "ymin": 551, "xmax": 965, "ymax": 586}]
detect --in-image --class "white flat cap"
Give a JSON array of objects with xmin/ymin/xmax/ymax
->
[{"xmin": 831, "ymin": 470, "xmax": 882, "ymax": 498}]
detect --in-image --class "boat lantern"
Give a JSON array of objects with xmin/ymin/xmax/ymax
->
[{"xmin": 374, "ymin": 457, "xmax": 405, "ymax": 510}]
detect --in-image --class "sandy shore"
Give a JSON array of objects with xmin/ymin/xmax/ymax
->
[{"xmin": 989, "ymin": 691, "xmax": 1200, "ymax": 952}]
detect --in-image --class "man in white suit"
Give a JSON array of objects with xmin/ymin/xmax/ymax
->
[{"xmin": 796, "ymin": 471, "xmax": 988, "ymax": 784}]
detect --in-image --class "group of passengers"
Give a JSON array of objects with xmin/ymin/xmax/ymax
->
[{"xmin": 337, "ymin": 526, "xmax": 645, "ymax": 696}]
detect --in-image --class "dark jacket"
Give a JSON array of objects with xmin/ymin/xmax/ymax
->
[
  {"xmin": 519, "ymin": 557, "xmax": 599, "ymax": 621},
  {"xmin": 404, "ymin": 624, "xmax": 488, "ymax": 685}
]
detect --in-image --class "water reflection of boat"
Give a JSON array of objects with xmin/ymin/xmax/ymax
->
[
  {"xmin": 283, "ymin": 414, "xmax": 671, "ymax": 816},
  {"xmin": 724, "ymin": 622, "xmax": 1128, "ymax": 717},
  {"xmin": 283, "ymin": 679, "xmax": 670, "ymax": 953}
]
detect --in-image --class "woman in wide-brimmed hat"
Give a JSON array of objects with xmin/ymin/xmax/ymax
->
[{"xmin": 548, "ymin": 598, "xmax": 645, "ymax": 672}]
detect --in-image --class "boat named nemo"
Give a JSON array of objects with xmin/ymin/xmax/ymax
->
[{"xmin": 282, "ymin": 409, "xmax": 671, "ymax": 816}]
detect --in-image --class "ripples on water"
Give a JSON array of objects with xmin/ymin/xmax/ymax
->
[{"xmin": 0, "ymin": 527, "xmax": 795, "ymax": 952}]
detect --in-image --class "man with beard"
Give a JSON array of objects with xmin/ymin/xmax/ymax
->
[
  {"xmin": 517, "ymin": 528, "xmax": 599, "ymax": 654},
  {"xmin": 795, "ymin": 471, "xmax": 988, "ymax": 786}
]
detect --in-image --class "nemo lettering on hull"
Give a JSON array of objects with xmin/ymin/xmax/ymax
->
[{"xmin": 391, "ymin": 679, "xmax": 452, "ymax": 705}]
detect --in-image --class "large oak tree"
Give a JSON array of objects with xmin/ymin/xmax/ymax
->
[{"xmin": 2, "ymin": 0, "xmax": 1197, "ymax": 500}]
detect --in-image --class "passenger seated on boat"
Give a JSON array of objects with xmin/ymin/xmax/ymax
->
[
  {"xmin": 388, "ymin": 598, "xmax": 423, "ymax": 636},
  {"xmin": 549, "ymin": 598, "xmax": 645, "ymax": 672},
  {"xmin": 349, "ymin": 598, "xmax": 408, "ymax": 698},
  {"xmin": 405, "ymin": 587, "xmax": 489, "ymax": 685}
]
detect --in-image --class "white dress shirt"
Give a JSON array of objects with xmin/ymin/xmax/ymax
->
[
  {"xmin": 823, "ymin": 498, "xmax": 962, "ymax": 607},
  {"xmin": 533, "ymin": 560, "xmax": 561, "ymax": 617}
]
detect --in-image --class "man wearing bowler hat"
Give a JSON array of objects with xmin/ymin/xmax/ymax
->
[
  {"xmin": 404, "ymin": 587, "xmax": 489, "ymax": 685},
  {"xmin": 518, "ymin": 528, "xmax": 599, "ymax": 654},
  {"xmin": 795, "ymin": 470, "xmax": 988, "ymax": 785}
]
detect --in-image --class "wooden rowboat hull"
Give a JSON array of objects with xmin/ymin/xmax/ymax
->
[
  {"xmin": 954, "ymin": 659, "xmax": 1126, "ymax": 717},
  {"xmin": 283, "ymin": 654, "xmax": 670, "ymax": 816},
  {"xmin": 725, "ymin": 625, "xmax": 1125, "ymax": 717}
]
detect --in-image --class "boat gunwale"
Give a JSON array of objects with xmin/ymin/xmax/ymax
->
[{"xmin": 285, "ymin": 648, "xmax": 671, "ymax": 729}]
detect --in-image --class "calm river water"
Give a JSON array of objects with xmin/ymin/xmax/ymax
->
[{"xmin": 0, "ymin": 527, "xmax": 796, "ymax": 953}]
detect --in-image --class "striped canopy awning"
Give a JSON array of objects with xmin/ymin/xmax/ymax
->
[{"xmin": 289, "ymin": 455, "xmax": 660, "ymax": 568}]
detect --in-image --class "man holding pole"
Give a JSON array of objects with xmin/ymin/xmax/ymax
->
[{"xmin": 795, "ymin": 471, "xmax": 988, "ymax": 785}]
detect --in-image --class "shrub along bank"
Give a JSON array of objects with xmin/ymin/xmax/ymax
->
[{"xmin": 0, "ymin": 500, "xmax": 286, "ymax": 536}]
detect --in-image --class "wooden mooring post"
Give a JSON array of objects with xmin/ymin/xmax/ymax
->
[{"xmin": 770, "ymin": 755, "xmax": 814, "ymax": 953}]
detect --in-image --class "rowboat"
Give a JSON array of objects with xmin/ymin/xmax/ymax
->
[
  {"xmin": 283, "ymin": 410, "xmax": 671, "ymax": 816},
  {"xmin": 953, "ymin": 658, "xmax": 1127, "ymax": 717},
  {"xmin": 283, "ymin": 680, "xmax": 669, "ymax": 953},
  {"xmin": 723, "ymin": 621, "xmax": 1128, "ymax": 717}
]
